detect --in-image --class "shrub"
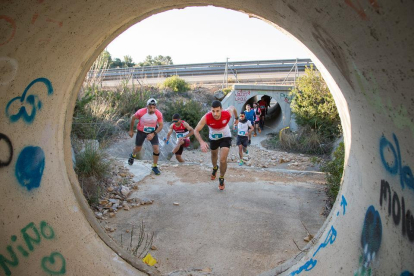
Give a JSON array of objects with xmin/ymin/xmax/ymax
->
[
  {"xmin": 161, "ymin": 75, "xmax": 190, "ymax": 92},
  {"xmin": 273, "ymin": 126, "xmax": 333, "ymax": 154},
  {"xmin": 289, "ymin": 65, "xmax": 341, "ymax": 139},
  {"xmin": 75, "ymin": 144, "xmax": 110, "ymax": 179},
  {"xmin": 321, "ymin": 142, "xmax": 345, "ymax": 204},
  {"xmin": 222, "ymin": 87, "xmax": 232, "ymax": 95}
]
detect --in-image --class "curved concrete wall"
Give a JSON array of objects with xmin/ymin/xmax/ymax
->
[{"xmin": 0, "ymin": 1, "xmax": 412, "ymax": 275}]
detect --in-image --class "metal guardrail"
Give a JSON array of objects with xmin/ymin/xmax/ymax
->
[{"xmin": 92, "ymin": 59, "xmax": 314, "ymax": 80}]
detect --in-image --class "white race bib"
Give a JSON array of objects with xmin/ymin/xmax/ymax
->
[
  {"xmin": 143, "ymin": 126, "xmax": 155, "ymax": 133},
  {"xmin": 176, "ymin": 133, "xmax": 185, "ymax": 138},
  {"xmin": 238, "ymin": 130, "xmax": 246, "ymax": 136},
  {"xmin": 211, "ymin": 133, "xmax": 223, "ymax": 140}
]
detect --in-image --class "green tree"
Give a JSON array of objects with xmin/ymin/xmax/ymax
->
[
  {"xmin": 101, "ymin": 50, "xmax": 112, "ymax": 68},
  {"xmin": 289, "ymin": 65, "xmax": 341, "ymax": 138},
  {"xmin": 139, "ymin": 55, "xmax": 173, "ymax": 66},
  {"xmin": 110, "ymin": 58, "xmax": 123, "ymax": 68},
  {"xmin": 123, "ymin": 55, "xmax": 135, "ymax": 67}
]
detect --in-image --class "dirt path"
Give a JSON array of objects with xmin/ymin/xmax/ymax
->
[{"xmin": 100, "ymin": 136, "xmax": 327, "ymax": 275}]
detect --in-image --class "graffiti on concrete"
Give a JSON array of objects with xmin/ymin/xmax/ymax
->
[
  {"xmin": 361, "ymin": 206, "xmax": 382, "ymax": 264},
  {"xmin": 289, "ymin": 258, "xmax": 317, "ymax": 276},
  {"xmin": 15, "ymin": 146, "xmax": 45, "ymax": 191},
  {"xmin": 379, "ymin": 134, "xmax": 413, "ymax": 191},
  {"xmin": 0, "ymin": 221, "xmax": 66, "ymax": 275},
  {"xmin": 235, "ymin": 90, "xmax": 251, "ymax": 103},
  {"xmin": 354, "ymin": 205, "xmax": 382, "ymax": 275},
  {"xmin": 337, "ymin": 195, "xmax": 348, "ymax": 216},
  {"xmin": 0, "ymin": 133, "xmax": 13, "ymax": 168},
  {"xmin": 345, "ymin": 0, "xmax": 380, "ymax": 21},
  {"xmin": 380, "ymin": 180, "xmax": 414, "ymax": 242},
  {"xmin": 0, "ymin": 57, "xmax": 18, "ymax": 85},
  {"xmin": 313, "ymin": 226, "xmax": 337, "ymax": 257},
  {"xmin": 289, "ymin": 195, "xmax": 348, "ymax": 275},
  {"xmin": 280, "ymin": 93, "xmax": 293, "ymax": 104},
  {"xmin": 41, "ymin": 252, "xmax": 66, "ymax": 275},
  {"xmin": 0, "ymin": 15, "xmax": 16, "ymax": 46},
  {"xmin": 5, "ymin": 77, "xmax": 53, "ymax": 124}
]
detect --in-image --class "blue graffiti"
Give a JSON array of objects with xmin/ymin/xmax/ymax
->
[
  {"xmin": 313, "ymin": 225, "xmax": 337, "ymax": 257},
  {"xmin": 15, "ymin": 146, "xmax": 45, "ymax": 191},
  {"xmin": 289, "ymin": 258, "xmax": 317, "ymax": 276},
  {"xmin": 361, "ymin": 205, "xmax": 382, "ymax": 265},
  {"xmin": 401, "ymin": 271, "xmax": 413, "ymax": 276},
  {"xmin": 341, "ymin": 195, "xmax": 347, "ymax": 215},
  {"xmin": 5, "ymin": 78, "xmax": 53, "ymax": 124},
  {"xmin": 380, "ymin": 134, "xmax": 414, "ymax": 191}
]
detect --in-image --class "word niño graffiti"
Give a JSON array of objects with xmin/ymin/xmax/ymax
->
[
  {"xmin": 379, "ymin": 134, "xmax": 413, "ymax": 191},
  {"xmin": 5, "ymin": 77, "xmax": 53, "ymax": 124},
  {"xmin": 380, "ymin": 180, "xmax": 414, "ymax": 243},
  {"xmin": 0, "ymin": 133, "xmax": 13, "ymax": 167},
  {"xmin": 0, "ymin": 221, "xmax": 66, "ymax": 275}
]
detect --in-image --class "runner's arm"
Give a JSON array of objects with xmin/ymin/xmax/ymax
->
[
  {"xmin": 166, "ymin": 124, "xmax": 174, "ymax": 140},
  {"xmin": 155, "ymin": 120, "xmax": 163, "ymax": 134},
  {"xmin": 226, "ymin": 106, "xmax": 238, "ymax": 126},
  {"xmin": 194, "ymin": 115, "xmax": 209, "ymax": 152},
  {"xmin": 129, "ymin": 114, "xmax": 138, "ymax": 137},
  {"xmin": 182, "ymin": 122, "xmax": 194, "ymax": 138}
]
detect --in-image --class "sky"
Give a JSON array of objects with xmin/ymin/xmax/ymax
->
[{"xmin": 106, "ymin": 6, "xmax": 311, "ymax": 65}]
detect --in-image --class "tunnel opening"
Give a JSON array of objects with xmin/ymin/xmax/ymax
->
[
  {"xmin": 66, "ymin": 4, "xmax": 349, "ymax": 276},
  {"xmin": 68, "ymin": 5, "xmax": 344, "ymax": 273}
]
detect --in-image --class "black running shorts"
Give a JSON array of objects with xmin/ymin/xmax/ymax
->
[
  {"xmin": 236, "ymin": 136, "xmax": 249, "ymax": 147},
  {"xmin": 209, "ymin": 137, "xmax": 232, "ymax": 151},
  {"xmin": 135, "ymin": 131, "xmax": 159, "ymax": 147}
]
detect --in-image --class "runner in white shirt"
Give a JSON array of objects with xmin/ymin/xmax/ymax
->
[{"xmin": 235, "ymin": 113, "xmax": 254, "ymax": 166}]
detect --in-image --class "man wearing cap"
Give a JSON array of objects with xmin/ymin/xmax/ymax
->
[{"xmin": 128, "ymin": 98, "xmax": 163, "ymax": 175}]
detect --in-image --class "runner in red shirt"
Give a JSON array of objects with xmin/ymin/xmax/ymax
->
[
  {"xmin": 194, "ymin": 100, "xmax": 238, "ymax": 190},
  {"xmin": 165, "ymin": 113, "xmax": 194, "ymax": 163},
  {"xmin": 258, "ymin": 96, "xmax": 269, "ymax": 131}
]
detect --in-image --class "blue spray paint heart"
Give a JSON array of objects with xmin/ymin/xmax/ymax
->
[
  {"xmin": 15, "ymin": 146, "xmax": 45, "ymax": 191},
  {"xmin": 5, "ymin": 77, "xmax": 53, "ymax": 124}
]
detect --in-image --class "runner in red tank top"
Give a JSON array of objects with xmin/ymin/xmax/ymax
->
[
  {"xmin": 165, "ymin": 113, "xmax": 194, "ymax": 163},
  {"xmin": 194, "ymin": 100, "xmax": 238, "ymax": 191}
]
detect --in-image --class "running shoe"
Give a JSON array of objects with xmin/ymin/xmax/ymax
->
[
  {"xmin": 152, "ymin": 166, "xmax": 161, "ymax": 175},
  {"xmin": 128, "ymin": 153, "xmax": 135, "ymax": 165},
  {"xmin": 253, "ymin": 134, "xmax": 257, "ymax": 137},
  {"xmin": 211, "ymin": 166, "xmax": 219, "ymax": 180},
  {"xmin": 218, "ymin": 177, "xmax": 225, "ymax": 190},
  {"xmin": 239, "ymin": 160, "xmax": 243, "ymax": 166},
  {"xmin": 167, "ymin": 152, "xmax": 174, "ymax": 160},
  {"xmin": 245, "ymin": 149, "xmax": 249, "ymax": 155},
  {"xmin": 258, "ymin": 128, "xmax": 261, "ymax": 133}
]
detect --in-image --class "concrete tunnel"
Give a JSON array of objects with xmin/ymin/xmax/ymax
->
[{"xmin": 0, "ymin": 1, "xmax": 413, "ymax": 275}]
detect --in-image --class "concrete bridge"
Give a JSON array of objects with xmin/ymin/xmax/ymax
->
[
  {"xmin": 222, "ymin": 84, "xmax": 298, "ymax": 133},
  {"xmin": 0, "ymin": 0, "xmax": 413, "ymax": 276}
]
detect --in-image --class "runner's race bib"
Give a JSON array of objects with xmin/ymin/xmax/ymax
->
[
  {"xmin": 238, "ymin": 130, "xmax": 246, "ymax": 136},
  {"xmin": 176, "ymin": 133, "xmax": 184, "ymax": 138},
  {"xmin": 143, "ymin": 126, "xmax": 155, "ymax": 133},
  {"xmin": 211, "ymin": 133, "xmax": 223, "ymax": 140},
  {"xmin": 260, "ymin": 105, "xmax": 265, "ymax": 109}
]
